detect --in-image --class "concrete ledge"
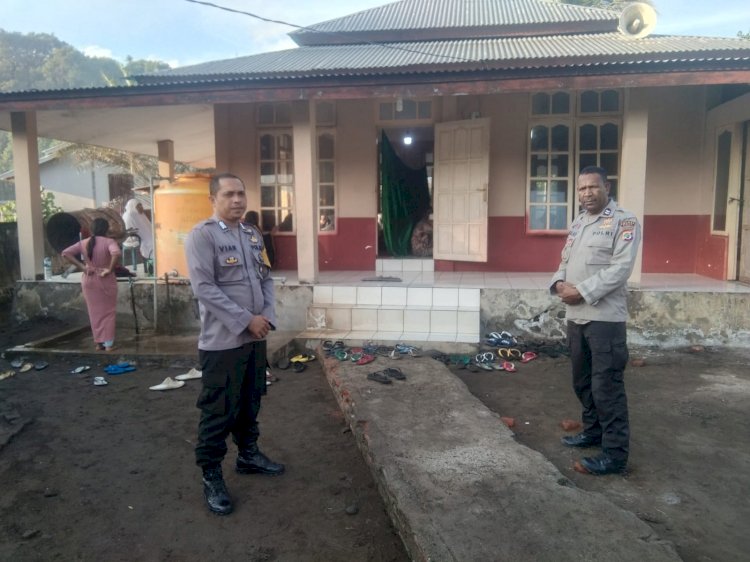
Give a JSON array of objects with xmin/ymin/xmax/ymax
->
[{"xmin": 321, "ymin": 353, "xmax": 681, "ymax": 562}]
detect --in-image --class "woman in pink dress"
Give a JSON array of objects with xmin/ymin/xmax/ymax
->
[{"xmin": 62, "ymin": 218, "xmax": 121, "ymax": 351}]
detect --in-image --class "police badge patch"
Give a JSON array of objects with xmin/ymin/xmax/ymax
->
[{"xmin": 622, "ymin": 232, "xmax": 634, "ymax": 241}]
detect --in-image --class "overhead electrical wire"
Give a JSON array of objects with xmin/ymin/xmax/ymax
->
[{"xmin": 183, "ymin": 0, "xmax": 481, "ymax": 64}]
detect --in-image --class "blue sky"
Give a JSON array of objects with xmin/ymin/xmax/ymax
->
[{"xmin": 1, "ymin": 0, "xmax": 749, "ymax": 67}]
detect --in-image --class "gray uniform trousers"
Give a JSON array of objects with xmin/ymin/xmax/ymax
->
[
  {"xmin": 567, "ymin": 320, "xmax": 630, "ymax": 462},
  {"xmin": 195, "ymin": 340, "xmax": 267, "ymax": 468}
]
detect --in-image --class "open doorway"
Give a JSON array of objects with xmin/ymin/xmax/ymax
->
[{"xmin": 377, "ymin": 126, "xmax": 434, "ymax": 258}]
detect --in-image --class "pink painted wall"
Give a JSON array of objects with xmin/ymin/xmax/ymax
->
[{"xmin": 272, "ymin": 218, "xmax": 377, "ymax": 271}]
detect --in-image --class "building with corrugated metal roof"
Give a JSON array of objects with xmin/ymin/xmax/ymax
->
[{"xmin": 1, "ymin": 0, "xmax": 750, "ymax": 285}]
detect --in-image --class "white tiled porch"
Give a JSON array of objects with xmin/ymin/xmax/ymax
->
[{"xmin": 276, "ymin": 260, "xmax": 750, "ymax": 344}]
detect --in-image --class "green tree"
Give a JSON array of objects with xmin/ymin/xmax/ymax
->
[
  {"xmin": 0, "ymin": 30, "xmax": 174, "ymax": 176},
  {"xmin": 0, "ymin": 187, "xmax": 62, "ymax": 223},
  {"xmin": 739, "ymin": 30, "xmax": 750, "ymax": 40},
  {"xmin": 123, "ymin": 56, "xmax": 170, "ymax": 79}
]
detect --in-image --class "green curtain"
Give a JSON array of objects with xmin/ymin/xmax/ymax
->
[{"xmin": 380, "ymin": 131, "xmax": 430, "ymax": 256}]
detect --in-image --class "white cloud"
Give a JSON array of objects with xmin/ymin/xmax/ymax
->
[{"xmin": 81, "ymin": 45, "xmax": 114, "ymax": 59}]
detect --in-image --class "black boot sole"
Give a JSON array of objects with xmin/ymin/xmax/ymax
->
[{"xmin": 236, "ymin": 465, "xmax": 285, "ymax": 476}]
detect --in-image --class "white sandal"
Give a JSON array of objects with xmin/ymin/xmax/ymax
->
[
  {"xmin": 175, "ymin": 368, "xmax": 202, "ymax": 381},
  {"xmin": 149, "ymin": 377, "xmax": 185, "ymax": 391}
]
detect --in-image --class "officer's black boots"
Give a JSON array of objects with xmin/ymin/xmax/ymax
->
[
  {"xmin": 202, "ymin": 465, "xmax": 233, "ymax": 515},
  {"xmin": 236, "ymin": 444, "xmax": 285, "ymax": 476}
]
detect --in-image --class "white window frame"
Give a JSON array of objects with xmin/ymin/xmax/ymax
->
[
  {"xmin": 317, "ymin": 130, "xmax": 336, "ymax": 234},
  {"xmin": 259, "ymin": 129, "xmax": 295, "ymax": 234},
  {"xmin": 527, "ymin": 90, "xmax": 623, "ymax": 233}
]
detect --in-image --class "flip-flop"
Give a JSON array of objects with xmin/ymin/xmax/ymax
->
[
  {"xmin": 10, "ymin": 358, "xmax": 26, "ymax": 369},
  {"xmin": 19, "ymin": 363, "xmax": 33, "ymax": 373},
  {"xmin": 334, "ymin": 349, "xmax": 349, "ymax": 361},
  {"xmin": 93, "ymin": 376, "xmax": 108, "ymax": 386},
  {"xmin": 71, "ymin": 365, "xmax": 91, "ymax": 374},
  {"xmin": 355, "ymin": 353, "xmax": 375, "ymax": 366},
  {"xmin": 382, "ymin": 367, "xmax": 406, "ymax": 380},
  {"xmin": 149, "ymin": 377, "xmax": 185, "ymax": 391},
  {"xmin": 104, "ymin": 362, "xmax": 136, "ymax": 375},
  {"xmin": 367, "ymin": 371, "xmax": 392, "ymax": 385},
  {"xmin": 34, "ymin": 361, "xmax": 49, "ymax": 371},
  {"xmin": 175, "ymin": 368, "xmax": 202, "ymax": 381},
  {"xmin": 291, "ymin": 353, "xmax": 316, "ymax": 363},
  {"xmin": 521, "ymin": 351, "xmax": 538, "ymax": 363},
  {"xmin": 292, "ymin": 361, "xmax": 307, "ymax": 373},
  {"xmin": 0, "ymin": 370, "xmax": 15, "ymax": 381},
  {"xmin": 502, "ymin": 361, "xmax": 517, "ymax": 372}
]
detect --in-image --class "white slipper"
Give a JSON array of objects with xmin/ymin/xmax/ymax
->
[
  {"xmin": 93, "ymin": 376, "xmax": 108, "ymax": 386},
  {"xmin": 175, "ymin": 368, "xmax": 202, "ymax": 381},
  {"xmin": 149, "ymin": 377, "xmax": 185, "ymax": 391}
]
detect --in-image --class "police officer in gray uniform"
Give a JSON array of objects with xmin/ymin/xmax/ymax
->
[
  {"xmin": 185, "ymin": 172, "xmax": 284, "ymax": 515},
  {"xmin": 551, "ymin": 166, "xmax": 641, "ymax": 475}
]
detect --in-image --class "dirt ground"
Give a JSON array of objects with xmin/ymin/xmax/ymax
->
[
  {"xmin": 2, "ymin": 307, "xmax": 749, "ymax": 562},
  {"xmin": 452, "ymin": 345, "xmax": 750, "ymax": 562},
  {"xmin": 0, "ymin": 317, "xmax": 408, "ymax": 562}
]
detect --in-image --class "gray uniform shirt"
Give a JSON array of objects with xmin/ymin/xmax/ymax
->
[
  {"xmin": 550, "ymin": 200, "xmax": 641, "ymax": 323},
  {"xmin": 185, "ymin": 216, "xmax": 276, "ymax": 351}
]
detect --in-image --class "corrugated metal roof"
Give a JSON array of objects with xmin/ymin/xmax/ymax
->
[
  {"xmin": 290, "ymin": 0, "xmax": 617, "ymax": 42},
  {"xmin": 142, "ymin": 33, "xmax": 750, "ymax": 80}
]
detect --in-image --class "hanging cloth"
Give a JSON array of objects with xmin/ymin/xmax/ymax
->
[{"xmin": 379, "ymin": 131, "xmax": 430, "ymax": 256}]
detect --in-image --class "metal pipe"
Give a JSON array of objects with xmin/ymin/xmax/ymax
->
[{"xmin": 149, "ymin": 175, "xmax": 170, "ymax": 332}]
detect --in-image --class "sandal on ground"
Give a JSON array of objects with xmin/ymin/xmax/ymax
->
[
  {"xmin": 0, "ymin": 370, "xmax": 15, "ymax": 381},
  {"xmin": 104, "ymin": 362, "xmax": 136, "ymax": 375},
  {"xmin": 10, "ymin": 358, "xmax": 26, "ymax": 369},
  {"xmin": 175, "ymin": 368, "xmax": 202, "ymax": 381},
  {"xmin": 149, "ymin": 377, "xmax": 185, "ymax": 391},
  {"xmin": 34, "ymin": 361, "xmax": 49, "ymax": 371},
  {"xmin": 19, "ymin": 363, "xmax": 33, "ymax": 373},
  {"xmin": 521, "ymin": 351, "xmax": 538, "ymax": 363},
  {"xmin": 292, "ymin": 361, "xmax": 307, "ymax": 373},
  {"xmin": 355, "ymin": 353, "xmax": 375, "ymax": 366},
  {"xmin": 291, "ymin": 353, "xmax": 316, "ymax": 363},
  {"xmin": 93, "ymin": 376, "xmax": 108, "ymax": 386},
  {"xmin": 382, "ymin": 367, "xmax": 406, "ymax": 380},
  {"xmin": 70, "ymin": 365, "xmax": 91, "ymax": 374},
  {"xmin": 502, "ymin": 361, "xmax": 517, "ymax": 372},
  {"xmin": 367, "ymin": 371, "xmax": 392, "ymax": 385}
]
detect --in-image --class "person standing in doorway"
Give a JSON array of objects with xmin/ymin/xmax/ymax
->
[
  {"xmin": 185, "ymin": 173, "xmax": 283, "ymax": 516},
  {"xmin": 62, "ymin": 218, "xmax": 121, "ymax": 351},
  {"xmin": 551, "ymin": 166, "xmax": 641, "ymax": 475}
]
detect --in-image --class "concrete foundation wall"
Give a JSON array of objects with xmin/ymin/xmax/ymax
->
[
  {"xmin": 11, "ymin": 280, "xmax": 313, "ymax": 339},
  {"xmin": 481, "ymin": 288, "xmax": 750, "ymax": 349},
  {"xmin": 11, "ymin": 281, "xmax": 750, "ymax": 349}
]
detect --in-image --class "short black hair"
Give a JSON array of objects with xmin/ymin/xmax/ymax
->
[
  {"xmin": 244, "ymin": 210, "xmax": 259, "ymax": 226},
  {"xmin": 209, "ymin": 173, "xmax": 244, "ymax": 196},
  {"xmin": 579, "ymin": 166, "xmax": 608, "ymax": 184}
]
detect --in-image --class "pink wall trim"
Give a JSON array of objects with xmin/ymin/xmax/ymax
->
[
  {"xmin": 642, "ymin": 215, "xmax": 727, "ymax": 280},
  {"xmin": 276, "ymin": 215, "xmax": 729, "ymax": 279},
  {"xmin": 271, "ymin": 218, "xmax": 377, "ymax": 272},
  {"xmin": 436, "ymin": 217, "xmax": 563, "ymax": 272}
]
